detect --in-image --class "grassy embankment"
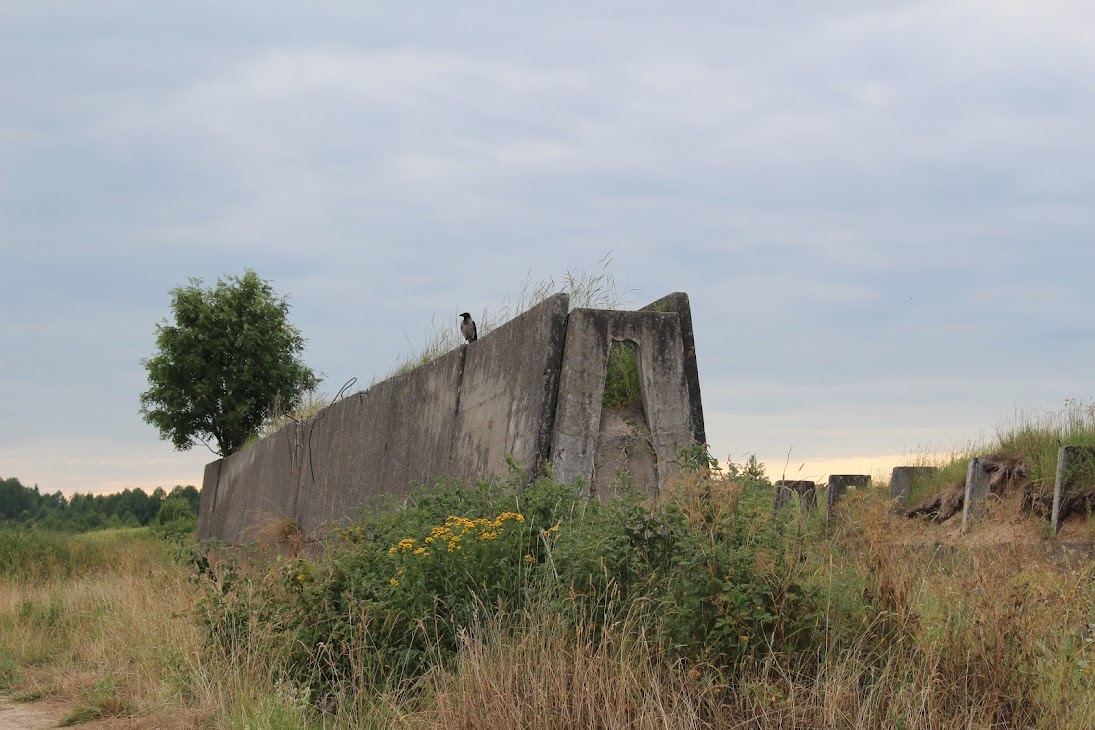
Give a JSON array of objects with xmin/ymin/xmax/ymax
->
[
  {"xmin": 904, "ymin": 400, "xmax": 1095, "ymax": 522},
  {"xmin": 3, "ymin": 405, "xmax": 1095, "ymax": 729}
]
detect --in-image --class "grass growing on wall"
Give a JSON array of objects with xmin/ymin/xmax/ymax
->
[
  {"xmin": 388, "ymin": 253, "xmax": 633, "ymax": 380},
  {"xmin": 602, "ymin": 340, "xmax": 642, "ymax": 409}
]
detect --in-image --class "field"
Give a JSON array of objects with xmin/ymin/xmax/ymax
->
[{"xmin": 3, "ymin": 415, "xmax": 1095, "ymax": 728}]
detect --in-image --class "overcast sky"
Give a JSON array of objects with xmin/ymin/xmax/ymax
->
[{"xmin": 2, "ymin": 1, "xmax": 1094, "ymax": 496}]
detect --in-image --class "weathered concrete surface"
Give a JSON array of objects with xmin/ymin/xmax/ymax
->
[
  {"xmin": 961, "ymin": 458, "xmax": 992, "ymax": 534},
  {"xmin": 551, "ymin": 308, "xmax": 698, "ymax": 496},
  {"xmin": 196, "ymin": 459, "xmax": 222, "ymax": 541},
  {"xmin": 1052, "ymin": 445, "xmax": 1095, "ymax": 532},
  {"xmin": 890, "ymin": 466, "xmax": 937, "ymax": 513},
  {"xmin": 641, "ymin": 293, "xmax": 705, "ymax": 444},
  {"xmin": 826, "ymin": 474, "xmax": 870, "ymax": 523},
  {"xmin": 774, "ymin": 480, "xmax": 817, "ymax": 514},
  {"xmin": 206, "ymin": 422, "xmax": 304, "ymax": 543},
  {"xmin": 199, "ymin": 295, "xmax": 572, "ymax": 541},
  {"xmin": 450, "ymin": 293, "xmax": 569, "ymax": 480},
  {"xmin": 296, "ymin": 345, "xmax": 465, "ymax": 535},
  {"xmin": 591, "ymin": 403, "xmax": 658, "ymax": 500}
]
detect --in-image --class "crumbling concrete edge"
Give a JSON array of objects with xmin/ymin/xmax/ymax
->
[
  {"xmin": 642, "ymin": 292, "xmax": 706, "ymax": 444},
  {"xmin": 533, "ymin": 294, "xmax": 570, "ymax": 475}
]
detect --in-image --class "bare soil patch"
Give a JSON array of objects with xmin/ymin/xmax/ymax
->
[{"xmin": 0, "ymin": 697, "xmax": 66, "ymax": 729}]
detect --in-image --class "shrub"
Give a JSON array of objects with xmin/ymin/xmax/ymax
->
[{"xmin": 190, "ymin": 453, "xmax": 827, "ymax": 704}]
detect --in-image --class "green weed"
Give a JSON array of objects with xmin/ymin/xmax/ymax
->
[
  {"xmin": 0, "ymin": 649, "xmax": 17, "ymax": 691},
  {"xmin": 603, "ymin": 340, "xmax": 642, "ymax": 409}
]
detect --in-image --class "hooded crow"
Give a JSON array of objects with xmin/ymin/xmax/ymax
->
[{"xmin": 459, "ymin": 312, "xmax": 478, "ymax": 343}]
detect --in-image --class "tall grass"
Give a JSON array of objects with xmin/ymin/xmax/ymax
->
[
  {"xmin": 5, "ymin": 405, "xmax": 1095, "ymax": 728},
  {"xmin": 904, "ymin": 399, "xmax": 1095, "ymax": 508},
  {"xmin": 0, "ymin": 528, "xmax": 208, "ymax": 728},
  {"xmin": 996, "ymin": 399, "xmax": 1095, "ymax": 496},
  {"xmin": 387, "ymin": 253, "xmax": 633, "ymax": 379},
  {"xmin": 179, "ymin": 453, "xmax": 1095, "ymax": 728},
  {"xmin": 0, "ymin": 528, "xmax": 123, "ymax": 581}
]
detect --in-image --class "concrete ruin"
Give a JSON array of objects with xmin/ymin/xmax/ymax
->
[
  {"xmin": 198, "ymin": 292, "xmax": 706, "ymax": 542},
  {"xmin": 1052, "ymin": 445, "xmax": 1095, "ymax": 532},
  {"xmin": 961, "ymin": 457, "xmax": 993, "ymax": 533},
  {"xmin": 889, "ymin": 466, "xmax": 937, "ymax": 513},
  {"xmin": 825, "ymin": 474, "xmax": 870, "ymax": 523},
  {"xmin": 773, "ymin": 480, "xmax": 817, "ymax": 514}
]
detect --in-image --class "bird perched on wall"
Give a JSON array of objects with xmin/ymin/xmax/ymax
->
[{"xmin": 459, "ymin": 312, "xmax": 478, "ymax": 343}]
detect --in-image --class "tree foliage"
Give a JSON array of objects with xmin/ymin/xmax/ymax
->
[
  {"xmin": 139, "ymin": 271, "xmax": 320, "ymax": 456},
  {"xmin": 0, "ymin": 476, "xmax": 198, "ymax": 532}
]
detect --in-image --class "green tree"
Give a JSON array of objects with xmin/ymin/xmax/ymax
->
[
  {"xmin": 139, "ymin": 271, "xmax": 320, "ymax": 456},
  {"xmin": 156, "ymin": 496, "xmax": 195, "ymax": 525}
]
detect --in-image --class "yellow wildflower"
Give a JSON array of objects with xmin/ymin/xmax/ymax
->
[
  {"xmin": 523, "ymin": 554, "xmax": 536, "ymax": 564},
  {"xmin": 389, "ymin": 577, "xmax": 399, "ymax": 586},
  {"xmin": 413, "ymin": 547, "xmax": 429, "ymax": 556}
]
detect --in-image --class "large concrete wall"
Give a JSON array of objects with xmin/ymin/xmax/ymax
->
[
  {"xmin": 199, "ymin": 294, "xmax": 571, "ymax": 540},
  {"xmin": 198, "ymin": 291, "xmax": 705, "ymax": 542}
]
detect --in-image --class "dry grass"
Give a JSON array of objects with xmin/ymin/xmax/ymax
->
[
  {"xmin": 417, "ymin": 607, "xmax": 731, "ymax": 730},
  {"xmin": 0, "ymin": 530, "xmax": 207, "ymax": 728},
  {"xmin": 384, "ymin": 253, "xmax": 634, "ymax": 381},
  {"xmin": 903, "ymin": 400, "xmax": 1095, "ymax": 514},
  {"xmin": 4, "ymin": 483, "xmax": 1095, "ymax": 729},
  {"xmin": 245, "ymin": 511, "xmax": 305, "ymax": 556}
]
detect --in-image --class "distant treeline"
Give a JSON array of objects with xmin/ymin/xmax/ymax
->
[{"xmin": 0, "ymin": 476, "xmax": 199, "ymax": 532}]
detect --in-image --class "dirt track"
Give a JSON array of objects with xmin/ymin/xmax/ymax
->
[{"xmin": 0, "ymin": 698, "xmax": 65, "ymax": 729}]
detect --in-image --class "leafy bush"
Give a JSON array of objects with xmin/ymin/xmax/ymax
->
[
  {"xmin": 190, "ymin": 453, "xmax": 826, "ymax": 702},
  {"xmin": 152, "ymin": 497, "xmax": 197, "ymax": 542}
]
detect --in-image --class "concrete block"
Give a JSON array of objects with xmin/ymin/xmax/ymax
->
[
  {"xmin": 196, "ymin": 459, "xmax": 222, "ymax": 541},
  {"xmin": 641, "ymin": 293, "xmax": 705, "ymax": 444},
  {"xmin": 450, "ymin": 293, "xmax": 569, "ymax": 482},
  {"xmin": 890, "ymin": 466, "xmax": 936, "ymax": 513},
  {"xmin": 551, "ymin": 308, "xmax": 696, "ymax": 497},
  {"xmin": 1052, "ymin": 445, "xmax": 1095, "ymax": 532},
  {"xmin": 774, "ymin": 480, "xmax": 817, "ymax": 514},
  {"xmin": 961, "ymin": 457, "xmax": 992, "ymax": 533},
  {"xmin": 826, "ymin": 474, "xmax": 870, "ymax": 522},
  {"xmin": 197, "ymin": 290, "xmax": 705, "ymax": 543}
]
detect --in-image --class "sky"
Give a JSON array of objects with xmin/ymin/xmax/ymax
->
[{"xmin": 2, "ymin": 1, "xmax": 1094, "ymax": 496}]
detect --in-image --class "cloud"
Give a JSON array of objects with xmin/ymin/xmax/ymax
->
[{"xmin": 2, "ymin": 1, "xmax": 1094, "ymax": 494}]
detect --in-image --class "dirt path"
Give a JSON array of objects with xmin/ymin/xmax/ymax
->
[{"xmin": 0, "ymin": 698, "xmax": 66, "ymax": 729}]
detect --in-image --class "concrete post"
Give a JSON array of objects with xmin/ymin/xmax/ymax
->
[
  {"xmin": 890, "ymin": 466, "xmax": 936, "ymax": 513},
  {"xmin": 1052, "ymin": 445, "xmax": 1095, "ymax": 533},
  {"xmin": 961, "ymin": 457, "xmax": 992, "ymax": 534},
  {"xmin": 774, "ymin": 480, "xmax": 817, "ymax": 515},
  {"xmin": 826, "ymin": 474, "xmax": 870, "ymax": 523}
]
